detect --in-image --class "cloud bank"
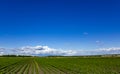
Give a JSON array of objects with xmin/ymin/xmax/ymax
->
[{"xmin": 0, "ymin": 46, "xmax": 120, "ymax": 56}]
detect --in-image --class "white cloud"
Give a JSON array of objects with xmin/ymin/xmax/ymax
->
[
  {"xmin": 0, "ymin": 46, "xmax": 120, "ymax": 56},
  {"xmin": 97, "ymin": 47, "xmax": 120, "ymax": 54},
  {"xmin": 18, "ymin": 46, "xmax": 78, "ymax": 56},
  {"xmin": 0, "ymin": 48, "xmax": 5, "ymax": 55}
]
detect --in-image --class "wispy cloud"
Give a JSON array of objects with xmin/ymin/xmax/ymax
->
[
  {"xmin": 95, "ymin": 40, "xmax": 104, "ymax": 47},
  {"xmin": 0, "ymin": 46, "xmax": 120, "ymax": 56},
  {"xmin": 83, "ymin": 32, "xmax": 88, "ymax": 35}
]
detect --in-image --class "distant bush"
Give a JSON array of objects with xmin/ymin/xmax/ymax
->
[{"xmin": 0, "ymin": 55, "xmax": 32, "ymax": 57}]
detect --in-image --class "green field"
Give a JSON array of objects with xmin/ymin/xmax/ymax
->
[{"xmin": 0, "ymin": 57, "xmax": 120, "ymax": 74}]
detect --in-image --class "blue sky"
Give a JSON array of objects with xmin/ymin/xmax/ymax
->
[{"xmin": 0, "ymin": 0, "xmax": 120, "ymax": 54}]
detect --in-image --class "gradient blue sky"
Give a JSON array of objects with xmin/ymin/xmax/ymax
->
[{"xmin": 0, "ymin": 0, "xmax": 120, "ymax": 50}]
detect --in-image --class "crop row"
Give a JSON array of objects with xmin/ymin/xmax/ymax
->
[
  {"xmin": 0, "ymin": 57, "xmax": 120, "ymax": 74},
  {"xmin": 35, "ymin": 57, "xmax": 120, "ymax": 74},
  {"xmin": 0, "ymin": 57, "xmax": 66, "ymax": 74}
]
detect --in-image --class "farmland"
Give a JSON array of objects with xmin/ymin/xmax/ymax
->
[{"xmin": 0, "ymin": 57, "xmax": 120, "ymax": 74}]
